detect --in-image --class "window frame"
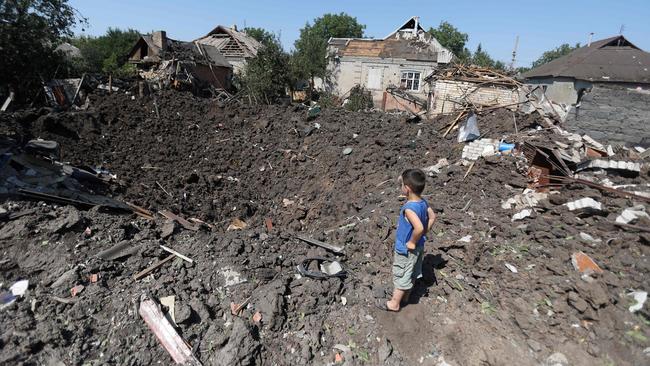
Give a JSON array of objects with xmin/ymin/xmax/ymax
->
[{"xmin": 400, "ymin": 70, "xmax": 422, "ymax": 92}]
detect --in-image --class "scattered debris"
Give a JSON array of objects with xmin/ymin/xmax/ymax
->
[
  {"xmin": 576, "ymin": 159, "xmax": 641, "ymax": 175},
  {"xmin": 133, "ymin": 255, "xmax": 176, "ymax": 281},
  {"xmin": 511, "ymin": 209, "xmax": 532, "ymax": 221},
  {"xmin": 159, "ymin": 210, "xmax": 200, "ymax": 231},
  {"xmin": 227, "ymin": 217, "xmax": 248, "ymax": 231},
  {"xmin": 342, "ymin": 147, "xmax": 353, "ymax": 155},
  {"xmin": 505, "ymin": 263, "xmax": 518, "ymax": 273},
  {"xmin": 296, "ymin": 235, "xmax": 344, "ymax": 254},
  {"xmin": 627, "ymin": 291, "xmax": 647, "ymax": 313},
  {"xmin": 252, "ymin": 311, "xmax": 262, "ymax": 324},
  {"xmin": 457, "ymin": 112, "xmax": 480, "ymax": 142},
  {"xmin": 423, "ymin": 158, "xmax": 450, "ymax": 176},
  {"xmin": 159, "ymin": 295, "xmax": 176, "ymax": 324},
  {"xmin": 160, "ymin": 245, "xmax": 193, "ymax": 264},
  {"xmin": 461, "ymin": 139, "xmax": 498, "ymax": 161},
  {"xmin": 297, "ymin": 258, "xmax": 346, "ymax": 279},
  {"xmin": 70, "ymin": 284, "xmax": 85, "ymax": 297},
  {"xmin": 139, "ymin": 296, "xmax": 202, "ymax": 365},
  {"xmin": 616, "ymin": 206, "xmax": 650, "ymax": 224},
  {"xmin": 219, "ymin": 267, "xmax": 247, "ymax": 287},
  {"xmin": 571, "ymin": 252, "xmax": 603, "ymax": 274},
  {"xmin": 565, "ymin": 198, "xmax": 603, "ymax": 212}
]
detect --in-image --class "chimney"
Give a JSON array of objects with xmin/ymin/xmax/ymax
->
[
  {"xmin": 152, "ymin": 30, "xmax": 167, "ymax": 49},
  {"xmin": 231, "ymin": 24, "xmax": 238, "ymax": 32}
]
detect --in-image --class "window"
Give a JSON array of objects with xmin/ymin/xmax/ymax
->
[{"xmin": 400, "ymin": 71, "xmax": 421, "ymax": 91}]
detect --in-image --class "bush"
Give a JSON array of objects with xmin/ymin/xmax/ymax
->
[{"xmin": 344, "ymin": 85, "xmax": 373, "ymax": 111}]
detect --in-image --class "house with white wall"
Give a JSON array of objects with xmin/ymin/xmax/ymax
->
[{"xmin": 325, "ymin": 17, "xmax": 454, "ymax": 113}]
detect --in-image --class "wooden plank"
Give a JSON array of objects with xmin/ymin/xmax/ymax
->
[
  {"xmin": 160, "ymin": 245, "xmax": 193, "ymax": 264},
  {"xmin": 133, "ymin": 255, "xmax": 175, "ymax": 280},
  {"xmin": 296, "ymin": 235, "xmax": 344, "ymax": 254},
  {"xmin": 139, "ymin": 297, "xmax": 202, "ymax": 365}
]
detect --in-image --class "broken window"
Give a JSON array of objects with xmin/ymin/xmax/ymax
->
[{"xmin": 400, "ymin": 71, "xmax": 421, "ymax": 91}]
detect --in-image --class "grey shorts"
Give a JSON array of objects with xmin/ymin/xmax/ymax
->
[{"xmin": 392, "ymin": 246, "xmax": 424, "ymax": 290}]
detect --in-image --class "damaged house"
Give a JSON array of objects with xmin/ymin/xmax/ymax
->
[
  {"xmin": 521, "ymin": 35, "xmax": 650, "ymax": 146},
  {"xmin": 127, "ymin": 31, "xmax": 233, "ymax": 92},
  {"xmin": 195, "ymin": 25, "xmax": 263, "ymax": 74},
  {"xmin": 325, "ymin": 17, "xmax": 454, "ymax": 113}
]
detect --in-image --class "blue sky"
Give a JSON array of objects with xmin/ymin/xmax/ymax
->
[{"xmin": 69, "ymin": 0, "xmax": 650, "ymax": 67}]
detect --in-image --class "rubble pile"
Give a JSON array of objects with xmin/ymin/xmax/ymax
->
[{"xmin": 0, "ymin": 88, "xmax": 648, "ymax": 365}]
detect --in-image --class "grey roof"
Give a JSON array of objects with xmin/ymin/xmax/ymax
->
[{"xmin": 521, "ymin": 36, "xmax": 650, "ymax": 84}]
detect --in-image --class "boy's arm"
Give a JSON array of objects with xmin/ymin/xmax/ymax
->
[
  {"xmin": 404, "ymin": 209, "xmax": 424, "ymax": 250},
  {"xmin": 427, "ymin": 207, "xmax": 436, "ymax": 232}
]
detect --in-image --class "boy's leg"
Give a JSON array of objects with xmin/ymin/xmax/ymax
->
[
  {"xmin": 403, "ymin": 247, "xmax": 424, "ymax": 305},
  {"xmin": 387, "ymin": 289, "xmax": 405, "ymax": 311},
  {"xmin": 389, "ymin": 251, "xmax": 417, "ymax": 311}
]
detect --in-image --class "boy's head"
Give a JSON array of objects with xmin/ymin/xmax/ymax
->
[{"xmin": 400, "ymin": 169, "xmax": 426, "ymax": 196}]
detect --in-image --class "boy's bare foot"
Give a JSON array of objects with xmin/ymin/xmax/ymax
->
[
  {"xmin": 375, "ymin": 300, "xmax": 400, "ymax": 312},
  {"xmin": 386, "ymin": 300, "xmax": 400, "ymax": 311}
]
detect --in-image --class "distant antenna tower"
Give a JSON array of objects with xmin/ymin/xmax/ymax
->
[
  {"xmin": 619, "ymin": 24, "xmax": 625, "ymax": 34},
  {"xmin": 510, "ymin": 35, "xmax": 519, "ymax": 71}
]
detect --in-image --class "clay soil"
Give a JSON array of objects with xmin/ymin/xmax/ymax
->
[{"xmin": 0, "ymin": 90, "xmax": 648, "ymax": 366}]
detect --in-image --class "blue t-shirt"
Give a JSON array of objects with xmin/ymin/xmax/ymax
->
[{"xmin": 394, "ymin": 200, "xmax": 429, "ymax": 255}]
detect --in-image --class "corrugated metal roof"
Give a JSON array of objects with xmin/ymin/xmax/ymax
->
[{"xmin": 521, "ymin": 36, "xmax": 650, "ymax": 84}]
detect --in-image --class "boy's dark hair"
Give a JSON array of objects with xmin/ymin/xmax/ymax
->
[{"xmin": 401, "ymin": 169, "xmax": 426, "ymax": 195}]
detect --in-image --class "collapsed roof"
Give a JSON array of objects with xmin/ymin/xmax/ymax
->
[
  {"xmin": 328, "ymin": 16, "xmax": 454, "ymax": 63},
  {"xmin": 195, "ymin": 25, "xmax": 263, "ymax": 59},
  {"xmin": 129, "ymin": 33, "xmax": 231, "ymax": 68},
  {"xmin": 521, "ymin": 35, "xmax": 650, "ymax": 84}
]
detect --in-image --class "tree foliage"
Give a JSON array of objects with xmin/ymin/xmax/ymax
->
[
  {"xmin": 294, "ymin": 13, "xmax": 366, "ymax": 94},
  {"xmin": 69, "ymin": 27, "xmax": 141, "ymax": 75},
  {"xmin": 243, "ymin": 27, "xmax": 276, "ymax": 48},
  {"xmin": 428, "ymin": 21, "xmax": 470, "ymax": 61},
  {"xmin": 240, "ymin": 33, "xmax": 290, "ymax": 104},
  {"xmin": 532, "ymin": 43, "xmax": 581, "ymax": 68},
  {"xmin": 0, "ymin": 0, "xmax": 83, "ymax": 100},
  {"xmin": 305, "ymin": 12, "xmax": 365, "ymax": 40}
]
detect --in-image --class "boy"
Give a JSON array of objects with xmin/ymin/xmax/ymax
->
[{"xmin": 380, "ymin": 169, "xmax": 436, "ymax": 312}]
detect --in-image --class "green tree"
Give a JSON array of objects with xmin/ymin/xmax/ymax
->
[
  {"xmin": 70, "ymin": 27, "xmax": 141, "ymax": 74},
  {"xmin": 294, "ymin": 13, "xmax": 365, "ymax": 97},
  {"xmin": 428, "ymin": 21, "xmax": 470, "ymax": 61},
  {"xmin": 0, "ymin": 0, "xmax": 83, "ymax": 101},
  {"xmin": 243, "ymin": 27, "xmax": 276, "ymax": 48},
  {"xmin": 472, "ymin": 43, "xmax": 495, "ymax": 68},
  {"xmin": 532, "ymin": 43, "xmax": 581, "ymax": 68},
  {"xmin": 240, "ymin": 34, "xmax": 290, "ymax": 104},
  {"xmin": 306, "ymin": 12, "xmax": 365, "ymax": 39}
]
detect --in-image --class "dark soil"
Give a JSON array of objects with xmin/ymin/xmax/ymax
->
[{"xmin": 0, "ymin": 89, "xmax": 648, "ymax": 366}]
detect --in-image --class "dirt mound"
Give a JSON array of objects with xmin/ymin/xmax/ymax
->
[{"xmin": 0, "ymin": 89, "xmax": 648, "ymax": 365}]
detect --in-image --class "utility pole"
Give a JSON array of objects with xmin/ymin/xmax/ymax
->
[
  {"xmin": 619, "ymin": 24, "xmax": 625, "ymax": 35},
  {"xmin": 510, "ymin": 35, "xmax": 519, "ymax": 71}
]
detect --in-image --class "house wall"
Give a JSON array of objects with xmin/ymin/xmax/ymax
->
[
  {"xmin": 228, "ymin": 58, "xmax": 247, "ymax": 75},
  {"xmin": 525, "ymin": 77, "xmax": 592, "ymax": 105},
  {"xmin": 192, "ymin": 64, "xmax": 232, "ymax": 90},
  {"xmin": 327, "ymin": 56, "xmax": 437, "ymax": 110},
  {"xmin": 431, "ymin": 80, "xmax": 519, "ymax": 115},
  {"xmin": 564, "ymin": 83, "xmax": 650, "ymax": 146}
]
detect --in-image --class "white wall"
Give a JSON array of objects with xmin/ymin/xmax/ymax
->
[
  {"xmin": 327, "ymin": 56, "xmax": 437, "ymax": 106},
  {"xmin": 431, "ymin": 80, "xmax": 519, "ymax": 114}
]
